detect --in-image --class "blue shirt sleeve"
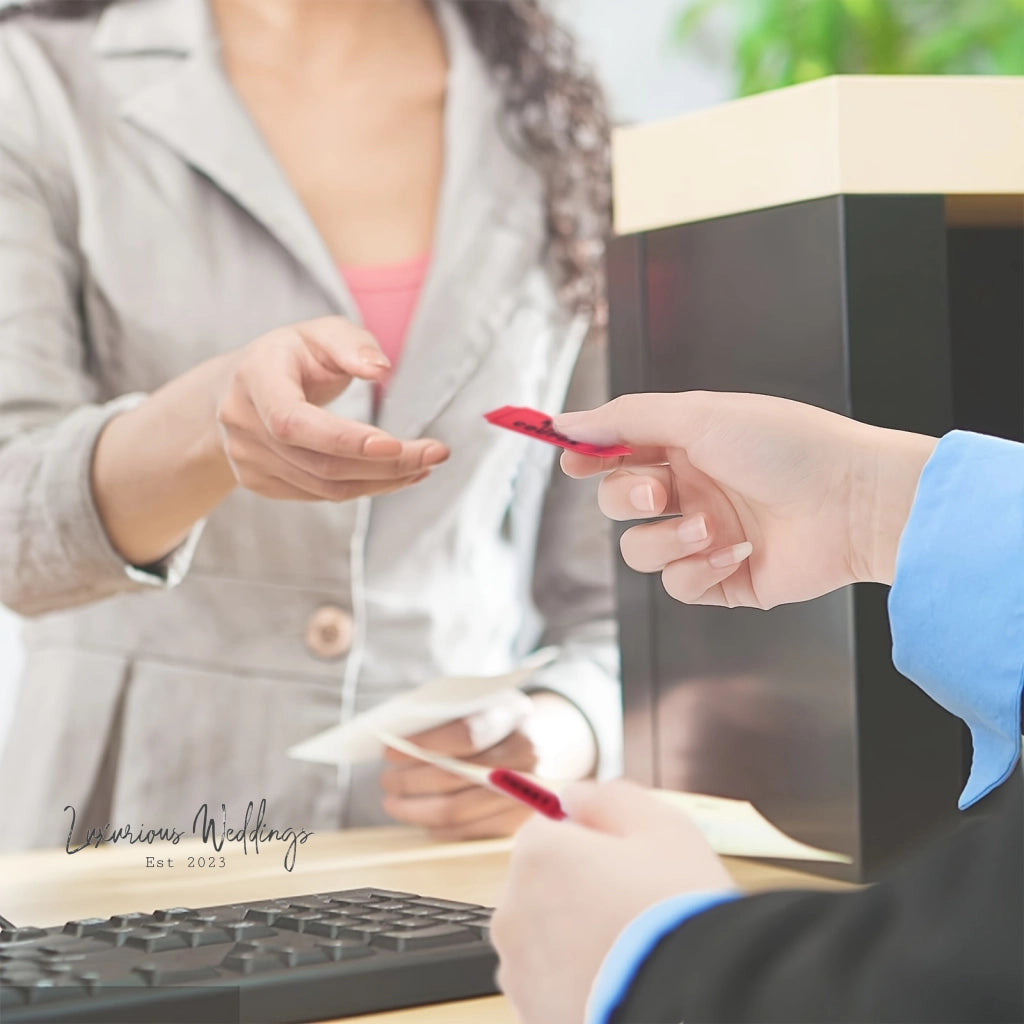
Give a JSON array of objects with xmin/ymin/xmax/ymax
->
[
  {"xmin": 889, "ymin": 430, "xmax": 1024, "ymax": 809},
  {"xmin": 585, "ymin": 890, "xmax": 739, "ymax": 1024}
]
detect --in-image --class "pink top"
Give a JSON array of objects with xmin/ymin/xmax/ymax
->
[{"xmin": 338, "ymin": 254, "xmax": 430, "ymax": 383}]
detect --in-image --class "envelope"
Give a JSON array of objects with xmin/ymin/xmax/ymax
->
[{"xmin": 287, "ymin": 648, "xmax": 557, "ymax": 765}]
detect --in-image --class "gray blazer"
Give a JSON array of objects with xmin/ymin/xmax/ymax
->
[{"xmin": 0, "ymin": 0, "xmax": 621, "ymax": 850}]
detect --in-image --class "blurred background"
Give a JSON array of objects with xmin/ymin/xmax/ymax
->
[{"xmin": 1, "ymin": 0, "xmax": 1021, "ymax": 743}]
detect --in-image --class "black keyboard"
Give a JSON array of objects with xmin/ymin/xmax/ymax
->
[{"xmin": 0, "ymin": 888, "xmax": 499, "ymax": 1023}]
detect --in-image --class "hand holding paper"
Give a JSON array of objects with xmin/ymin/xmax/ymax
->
[
  {"xmin": 290, "ymin": 650, "xmax": 571, "ymax": 840},
  {"xmin": 287, "ymin": 649, "xmax": 557, "ymax": 766},
  {"xmin": 378, "ymin": 732, "xmax": 566, "ymax": 821}
]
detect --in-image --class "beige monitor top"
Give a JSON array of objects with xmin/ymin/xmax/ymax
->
[{"xmin": 612, "ymin": 75, "xmax": 1024, "ymax": 235}]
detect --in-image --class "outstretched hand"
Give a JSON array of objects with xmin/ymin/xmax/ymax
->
[{"xmin": 556, "ymin": 392, "xmax": 936, "ymax": 607}]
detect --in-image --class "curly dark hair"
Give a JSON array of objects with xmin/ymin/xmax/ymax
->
[
  {"xmin": 2, "ymin": 0, "xmax": 612, "ymax": 323},
  {"xmin": 458, "ymin": 1, "xmax": 611, "ymax": 324}
]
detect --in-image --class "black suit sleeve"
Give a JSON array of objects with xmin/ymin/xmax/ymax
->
[{"xmin": 611, "ymin": 769, "xmax": 1023, "ymax": 1024}]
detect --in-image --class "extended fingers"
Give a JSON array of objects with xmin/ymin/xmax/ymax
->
[
  {"xmin": 559, "ymin": 446, "xmax": 668, "ymax": 479},
  {"xmin": 596, "ymin": 467, "xmax": 678, "ymax": 520},
  {"xmin": 619, "ymin": 514, "xmax": 712, "ymax": 572},
  {"xmin": 379, "ymin": 763, "xmax": 468, "ymax": 798},
  {"xmin": 382, "ymin": 783, "xmax": 529, "ymax": 835},
  {"xmin": 266, "ymin": 436, "xmax": 447, "ymax": 481},
  {"xmin": 380, "ymin": 731, "xmax": 537, "ymax": 800},
  {"xmin": 660, "ymin": 541, "xmax": 754, "ymax": 605},
  {"xmin": 294, "ymin": 316, "xmax": 392, "ymax": 379},
  {"xmin": 253, "ymin": 400, "xmax": 407, "ymax": 461}
]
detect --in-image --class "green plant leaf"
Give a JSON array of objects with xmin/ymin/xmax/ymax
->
[{"xmin": 671, "ymin": 0, "xmax": 1024, "ymax": 97}]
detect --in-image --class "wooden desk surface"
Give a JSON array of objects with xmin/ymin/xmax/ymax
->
[{"xmin": 0, "ymin": 828, "xmax": 852, "ymax": 1024}]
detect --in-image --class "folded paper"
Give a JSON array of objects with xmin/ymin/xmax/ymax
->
[{"xmin": 287, "ymin": 648, "xmax": 556, "ymax": 765}]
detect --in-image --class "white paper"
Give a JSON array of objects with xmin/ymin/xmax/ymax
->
[
  {"xmin": 651, "ymin": 790, "xmax": 852, "ymax": 863},
  {"xmin": 288, "ymin": 648, "xmax": 557, "ymax": 765}
]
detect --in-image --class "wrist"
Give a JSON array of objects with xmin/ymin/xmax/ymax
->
[
  {"xmin": 851, "ymin": 424, "xmax": 938, "ymax": 586},
  {"xmin": 91, "ymin": 355, "xmax": 239, "ymax": 566},
  {"xmin": 196, "ymin": 351, "xmax": 243, "ymax": 488}
]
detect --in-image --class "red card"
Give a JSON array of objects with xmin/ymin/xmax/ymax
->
[{"xmin": 484, "ymin": 406, "xmax": 633, "ymax": 458}]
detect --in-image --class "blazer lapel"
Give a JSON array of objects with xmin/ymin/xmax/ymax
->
[
  {"xmin": 92, "ymin": 0, "xmax": 354, "ymax": 316},
  {"xmin": 375, "ymin": 2, "xmax": 548, "ymax": 440}
]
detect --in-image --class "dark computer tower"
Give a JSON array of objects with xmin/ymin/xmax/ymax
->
[{"xmin": 608, "ymin": 194, "xmax": 1023, "ymax": 880}]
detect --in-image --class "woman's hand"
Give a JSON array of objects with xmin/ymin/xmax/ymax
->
[
  {"xmin": 92, "ymin": 316, "xmax": 448, "ymax": 568},
  {"xmin": 214, "ymin": 316, "xmax": 449, "ymax": 502},
  {"xmin": 556, "ymin": 392, "xmax": 937, "ymax": 608},
  {"xmin": 491, "ymin": 780, "xmax": 735, "ymax": 1024},
  {"xmin": 379, "ymin": 693, "xmax": 597, "ymax": 841}
]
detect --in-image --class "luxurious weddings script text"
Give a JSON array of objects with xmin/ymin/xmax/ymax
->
[{"xmin": 63, "ymin": 799, "xmax": 314, "ymax": 871}]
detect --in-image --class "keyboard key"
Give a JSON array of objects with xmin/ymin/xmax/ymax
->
[
  {"xmin": 176, "ymin": 925, "xmax": 233, "ymax": 948},
  {"xmin": 188, "ymin": 906, "xmax": 246, "ymax": 924},
  {"xmin": 95, "ymin": 927, "xmax": 134, "ymax": 946},
  {"xmin": 274, "ymin": 912, "xmax": 322, "ymax": 933},
  {"xmin": 0, "ymin": 928, "xmax": 46, "ymax": 944},
  {"xmin": 242, "ymin": 904, "xmax": 290, "ymax": 924},
  {"xmin": 110, "ymin": 913, "xmax": 156, "ymax": 928},
  {"xmin": 61, "ymin": 918, "xmax": 108, "ymax": 937},
  {"xmin": 371, "ymin": 926, "xmax": 476, "ymax": 951},
  {"xmin": 274, "ymin": 945, "xmax": 329, "ymax": 968},
  {"xmin": 326, "ymin": 894, "xmax": 379, "ymax": 906},
  {"xmin": 221, "ymin": 950, "xmax": 282, "ymax": 974},
  {"xmin": 40, "ymin": 963, "xmax": 73, "ymax": 975},
  {"xmin": 0, "ymin": 947, "xmax": 45, "ymax": 961},
  {"xmin": 316, "ymin": 939, "xmax": 376, "ymax": 962},
  {"xmin": 306, "ymin": 917, "xmax": 361, "ymax": 938},
  {"xmin": 39, "ymin": 945, "xmax": 91, "ymax": 958},
  {"xmin": 337, "ymin": 924, "xmax": 389, "ymax": 937},
  {"xmin": 359, "ymin": 911, "xmax": 406, "ymax": 923},
  {"xmin": 222, "ymin": 921, "xmax": 277, "ymax": 941},
  {"xmin": 125, "ymin": 930, "xmax": 189, "ymax": 953},
  {"xmin": 411, "ymin": 898, "xmax": 483, "ymax": 912},
  {"xmin": 152, "ymin": 908, "xmax": 192, "ymax": 922},
  {"xmin": 133, "ymin": 963, "xmax": 221, "ymax": 985},
  {"xmin": 287, "ymin": 899, "xmax": 330, "ymax": 911}
]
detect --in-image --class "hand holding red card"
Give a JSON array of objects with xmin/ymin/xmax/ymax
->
[{"xmin": 484, "ymin": 406, "xmax": 633, "ymax": 458}]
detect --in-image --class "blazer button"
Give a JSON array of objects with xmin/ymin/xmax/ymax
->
[{"xmin": 305, "ymin": 606, "xmax": 353, "ymax": 660}]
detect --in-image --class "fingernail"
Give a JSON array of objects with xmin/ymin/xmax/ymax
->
[
  {"xmin": 423, "ymin": 444, "xmax": 449, "ymax": 464},
  {"xmin": 708, "ymin": 541, "xmax": 753, "ymax": 568},
  {"xmin": 359, "ymin": 346, "xmax": 391, "ymax": 370},
  {"xmin": 629, "ymin": 483, "xmax": 656, "ymax": 514},
  {"xmin": 677, "ymin": 514, "xmax": 708, "ymax": 543}
]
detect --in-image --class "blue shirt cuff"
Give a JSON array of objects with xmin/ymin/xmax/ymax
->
[
  {"xmin": 585, "ymin": 889, "xmax": 740, "ymax": 1024},
  {"xmin": 889, "ymin": 430, "xmax": 1024, "ymax": 808}
]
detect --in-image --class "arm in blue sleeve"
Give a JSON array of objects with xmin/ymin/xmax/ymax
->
[
  {"xmin": 585, "ymin": 890, "xmax": 740, "ymax": 1024},
  {"xmin": 889, "ymin": 430, "xmax": 1024, "ymax": 808}
]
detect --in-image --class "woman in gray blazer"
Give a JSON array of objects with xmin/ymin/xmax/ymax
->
[{"xmin": 0, "ymin": 0, "xmax": 622, "ymax": 850}]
